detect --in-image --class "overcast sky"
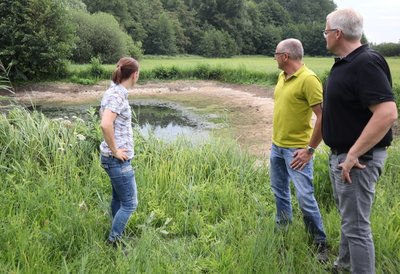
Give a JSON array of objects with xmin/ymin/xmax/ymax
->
[{"xmin": 333, "ymin": 0, "xmax": 400, "ymax": 44}]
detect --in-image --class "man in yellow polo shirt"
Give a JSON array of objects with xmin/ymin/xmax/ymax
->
[{"xmin": 270, "ymin": 38, "xmax": 328, "ymax": 262}]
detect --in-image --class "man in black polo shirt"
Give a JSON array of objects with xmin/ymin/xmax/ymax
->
[{"xmin": 322, "ymin": 8, "xmax": 398, "ymax": 274}]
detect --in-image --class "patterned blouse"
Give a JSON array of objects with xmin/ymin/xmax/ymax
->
[{"xmin": 99, "ymin": 83, "xmax": 134, "ymax": 159}]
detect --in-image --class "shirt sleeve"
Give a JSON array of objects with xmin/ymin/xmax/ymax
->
[
  {"xmin": 358, "ymin": 59, "xmax": 394, "ymax": 108},
  {"xmin": 102, "ymin": 93, "xmax": 124, "ymax": 114},
  {"xmin": 303, "ymin": 74, "xmax": 323, "ymax": 107}
]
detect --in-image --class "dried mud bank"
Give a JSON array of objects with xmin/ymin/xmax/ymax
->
[{"xmin": 13, "ymin": 80, "xmax": 275, "ymax": 158}]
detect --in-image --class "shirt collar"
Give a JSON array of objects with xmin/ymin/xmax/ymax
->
[
  {"xmin": 111, "ymin": 82, "xmax": 129, "ymax": 98},
  {"xmin": 281, "ymin": 64, "xmax": 306, "ymax": 81},
  {"xmin": 334, "ymin": 44, "xmax": 368, "ymax": 64}
]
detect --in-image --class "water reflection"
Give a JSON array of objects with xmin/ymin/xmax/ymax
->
[
  {"xmin": 29, "ymin": 102, "xmax": 210, "ymax": 143},
  {"xmin": 132, "ymin": 104, "xmax": 209, "ymax": 142}
]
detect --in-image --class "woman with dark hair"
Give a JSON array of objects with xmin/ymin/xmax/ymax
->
[{"xmin": 99, "ymin": 57, "xmax": 140, "ymax": 246}]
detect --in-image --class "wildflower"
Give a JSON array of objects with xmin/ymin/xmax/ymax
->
[
  {"xmin": 76, "ymin": 134, "xmax": 86, "ymax": 141},
  {"xmin": 79, "ymin": 201, "xmax": 88, "ymax": 211},
  {"xmin": 61, "ymin": 119, "xmax": 72, "ymax": 126}
]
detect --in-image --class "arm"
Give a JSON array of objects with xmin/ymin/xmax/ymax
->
[
  {"xmin": 308, "ymin": 103, "xmax": 323, "ymax": 149},
  {"xmin": 100, "ymin": 109, "xmax": 128, "ymax": 161},
  {"xmin": 340, "ymin": 101, "xmax": 397, "ymax": 182},
  {"xmin": 291, "ymin": 103, "xmax": 323, "ymax": 170}
]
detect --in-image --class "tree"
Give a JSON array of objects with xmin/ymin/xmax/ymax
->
[
  {"xmin": 61, "ymin": 0, "xmax": 87, "ymax": 11},
  {"xmin": 70, "ymin": 11, "xmax": 142, "ymax": 63},
  {"xmin": 0, "ymin": 0, "xmax": 75, "ymax": 80},
  {"xmin": 82, "ymin": 0, "xmax": 132, "ymax": 31},
  {"xmin": 372, "ymin": 42, "xmax": 400, "ymax": 57},
  {"xmin": 199, "ymin": 28, "xmax": 238, "ymax": 57},
  {"xmin": 298, "ymin": 23, "xmax": 327, "ymax": 56},
  {"xmin": 144, "ymin": 13, "xmax": 178, "ymax": 55}
]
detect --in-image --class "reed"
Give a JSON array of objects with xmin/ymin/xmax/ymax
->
[{"xmin": 0, "ymin": 107, "xmax": 399, "ymax": 273}]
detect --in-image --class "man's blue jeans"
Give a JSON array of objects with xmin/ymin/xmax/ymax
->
[
  {"xmin": 270, "ymin": 144, "xmax": 327, "ymax": 243},
  {"xmin": 101, "ymin": 155, "xmax": 138, "ymax": 242}
]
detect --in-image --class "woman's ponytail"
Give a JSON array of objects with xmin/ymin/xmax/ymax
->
[{"xmin": 111, "ymin": 57, "xmax": 139, "ymax": 84}]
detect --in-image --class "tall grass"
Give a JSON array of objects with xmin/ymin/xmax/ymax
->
[
  {"xmin": 69, "ymin": 62, "xmax": 279, "ymax": 86},
  {"xmin": 0, "ymin": 60, "xmax": 14, "ymax": 94},
  {"xmin": 1, "ymin": 107, "xmax": 399, "ymax": 273},
  {"xmin": 67, "ymin": 56, "xmax": 400, "ymax": 105}
]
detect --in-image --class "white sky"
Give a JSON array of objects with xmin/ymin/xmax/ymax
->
[{"xmin": 333, "ymin": 0, "xmax": 400, "ymax": 44}]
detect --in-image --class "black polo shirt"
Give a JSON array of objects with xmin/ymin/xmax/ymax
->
[{"xmin": 322, "ymin": 44, "xmax": 395, "ymax": 150}]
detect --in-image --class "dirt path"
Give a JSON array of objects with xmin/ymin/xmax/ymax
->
[{"xmin": 14, "ymin": 80, "xmax": 275, "ymax": 158}]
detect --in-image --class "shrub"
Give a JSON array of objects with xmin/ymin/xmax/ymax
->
[
  {"xmin": 199, "ymin": 29, "xmax": 238, "ymax": 58},
  {"xmin": 70, "ymin": 11, "xmax": 143, "ymax": 63},
  {"xmin": 89, "ymin": 57, "xmax": 106, "ymax": 78},
  {"xmin": 372, "ymin": 42, "xmax": 400, "ymax": 57},
  {"xmin": 0, "ymin": 0, "xmax": 75, "ymax": 80}
]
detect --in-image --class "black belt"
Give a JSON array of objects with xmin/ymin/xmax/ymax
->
[
  {"xmin": 330, "ymin": 148, "xmax": 350, "ymax": 155},
  {"xmin": 331, "ymin": 148, "xmax": 378, "ymax": 161}
]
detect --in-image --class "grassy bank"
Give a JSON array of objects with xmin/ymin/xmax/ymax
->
[
  {"xmin": 0, "ymin": 107, "xmax": 399, "ymax": 273},
  {"xmin": 67, "ymin": 56, "xmax": 400, "ymax": 112},
  {"xmin": 68, "ymin": 55, "xmax": 400, "ymax": 84}
]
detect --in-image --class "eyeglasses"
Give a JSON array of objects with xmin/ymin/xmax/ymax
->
[
  {"xmin": 274, "ymin": 52, "xmax": 286, "ymax": 56},
  {"xmin": 323, "ymin": 29, "xmax": 338, "ymax": 38}
]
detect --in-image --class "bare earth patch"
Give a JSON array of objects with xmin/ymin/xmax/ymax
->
[{"xmin": 14, "ymin": 80, "xmax": 275, "ymax": 158}]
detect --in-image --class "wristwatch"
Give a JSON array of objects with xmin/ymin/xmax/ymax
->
[{"xmin": 306, "ymin": 145, "xmax": 315, "ymax": 155}]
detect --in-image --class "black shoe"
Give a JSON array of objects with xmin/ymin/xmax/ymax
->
[
  {"xmin": 315, "ymin": 242, "xmax": 329, "ymax": 264},
  {"xmin": 105, "ymin": 239, "xmax": 129, "ymax": 255},
  {"xmin": 105, "ymin": 239, "xmax": 119, "ymax": 248}
]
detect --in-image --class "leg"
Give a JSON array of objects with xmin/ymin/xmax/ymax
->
[
  {"xmin": 111, "ymin": 185, "xmax": 120, "ymax": 218},
  {"xmin": 329, "ymin": 154, "xmax": 350, "ymax": 270},
  {"xmin": 270, "ymin": 144, "xmax": 292, "ymax": 226},
  {"xmin": 284, "ymin": 149, "xmax": 326, "ymax": 244},
  {"xmin": 102, "ymin": 157, "xmax": 138, "ymax": 242},
  {"xmin": 331, "ymin": 150, "xmax": 386, "ymax": 274}
]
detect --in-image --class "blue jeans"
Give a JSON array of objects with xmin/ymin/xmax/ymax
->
[
  {"xmin": 329, "ymin": 148, "xmax": 386, "ymax": 274},
  {"xmin": 101, "ymin": 155, "xmax": 138, "ymax": 242},
  {"xmin": 270, "ymin": 144, "xmax": 326, "ymax": 243}
]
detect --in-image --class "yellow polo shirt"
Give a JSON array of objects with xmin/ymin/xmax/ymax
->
[{"xmin": 272, "ymin": 65, "xmax": 323, "ymax": 148}]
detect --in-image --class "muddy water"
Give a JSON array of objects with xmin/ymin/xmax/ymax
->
[{"xmin": 29, "ymin": 99, "xmax": 212, "ymax": 143}]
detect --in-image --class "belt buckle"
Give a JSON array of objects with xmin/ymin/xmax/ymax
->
[{"xmin": 102, "ymin": 152, "xmax": 112, "ymax": 158}]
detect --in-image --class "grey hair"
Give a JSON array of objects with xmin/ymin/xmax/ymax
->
[
  {"xmin": 327, "ymin": 8, "xmax": 363, "ymax": 40},
  {"xmin": 278, "ymin": 38, "xmax": 304, "ymax": 60}
]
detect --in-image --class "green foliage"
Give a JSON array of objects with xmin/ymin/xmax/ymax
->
[
  {"xmin": 144, "ymin": 13, "xmax": 179, "ymax": 55},
  {"xmin": 70, "ymin": 11, "xmax": 142, "ymax": 63},
  {"xmin": 372, "ymin": 42, "xmax": 400, "ymax": 57},
  {"xmin": 392, "ymin": 83, "xmax": 400, "ymax": 114},
  {"xmin": 0, "ymin": 60, "xmax": 14, "ymax": 94},
  {"xmin": 89, "ymin": 57, "xmax": 106, "ymax": 78},
  {"xmin": 61, "ymin": 0, "xmax": 87, "ymax": 11},
  {"xmin": 0, "ymin": 0, "xmax": 75, "ymax": 80},
  {"xmin": 277, "ymin": 0, "xmax": 336, "ymax": 23},
  {"xmin": 0, "ymin": 107, "xmax": 399, "ymax": 273},
  {"xmin": 132, "ymin": 64, "xmax": 277, "ymax": 85},
  {"xmin": 298, "ymin": 23, "xmax": 328, "ymax": 56},
  {"xmin": 82, "ymin": 0, "xmax": 338, "ymax": 56},
  {"xmin": 199, "ymin": 29, "xmax": 238, "ymax": 57}
]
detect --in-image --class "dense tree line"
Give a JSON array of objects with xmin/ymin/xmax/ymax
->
[
  {"xmin": 81, "ymin": 0, "xmax": 336, "ymax": 57},
  {"xmin": 1, "ymin": 0, "xmax": 399, "ymax": 80}
]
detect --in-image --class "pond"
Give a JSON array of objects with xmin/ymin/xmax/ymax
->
[{"xmin": 28, "ymin": 100, "xmax": 211, "ymax": 143}]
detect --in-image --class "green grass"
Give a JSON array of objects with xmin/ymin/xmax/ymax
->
[
  {"xmin": 0, "ymin": 107, "xmax": 399, "ymax": 273},
  {"xmin": 68, "ymin": 55, "xmax": 400, "ymax": 86}
]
